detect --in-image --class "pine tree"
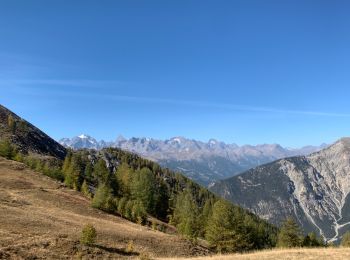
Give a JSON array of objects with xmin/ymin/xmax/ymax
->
[
  {"xmin": 173, "ymin": 189, "xmax": 200, "ymax": 239},
  {"xmin": 115, "ymin": 162, "xmax": 133, "ymax": 197},
  {"xmin": 277, "ymin": 218, "xmax": 302, "ymax": 248},
  {"xmin": 132, "ymin": 200, "xmax": 147, "ymax": 223},
  {"xmin": 84, "ymin": 163, "xmax": 94, "ymax": 183},
  {"xmin": 93, "ymin": 159, "xmax": 110, "ymax": 185},
  {"xmin": 91, "ymin": 184, "xmax": 114, "ymax": 211},
  {"xmin": 200, "ymin": 198, "xmax": 215, "ymax": 235},
  {"xmin": 131, "ymin": 167, "xmax": 156, "ymax": 213},
  {"xmin": 117, "ymin": 197, "xmax": 127, "ymax": 216},
  {"xmin": 65, "ymin": 154, "xmax": 84, "ymax": 190},
  {"xmin": 205, "ymin": 199, "xmax": 252, "ymax": 252},
  {"xmin": 81, "ymin": 180, "xmax": 92, "ymax": 199}
]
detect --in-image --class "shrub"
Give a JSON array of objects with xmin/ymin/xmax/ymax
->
[
  {"xmin": 14, "ymin": 152, "xmax": 24, "ymax": 162},
  {"xmin": 0, "ymin": 140, "xmax": 15, "ymax": 159},
  {"xmin": 80, "ymin": 224, "xmax": 97, "ymax": 246}
]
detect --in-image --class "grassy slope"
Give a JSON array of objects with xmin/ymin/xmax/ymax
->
[
  {"xmin": 158, "ymin": 248, "xmax": 350, "ymax": 260},
  {"xmin": 0, "ymin": 157, "xmax": 209, "ymax": 259}
]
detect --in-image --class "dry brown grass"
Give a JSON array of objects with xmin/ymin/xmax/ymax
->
[
  {"xmin": 0, "ymin": 157, "xmax": 208, "ymax": 259},
  {"xmin": 158, "ymin": 247, "xmax": 350, "ymax": 260}
]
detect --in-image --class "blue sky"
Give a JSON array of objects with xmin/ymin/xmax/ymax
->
[{"xmin": 1, "ymin": 0, "xmax": 350, "ymax": 147}]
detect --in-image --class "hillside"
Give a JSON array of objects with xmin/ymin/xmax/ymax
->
[
  {"xmin": 60, "ymin": 134, "xmax": 326, "ymax": 186},
  {"xmin": 210, "ymin": 138, "xmax": 350, "ymax": 243},
  {"xmin": 0, "ymin": 105, "xmax": 66, "ymax": 159},
  {"xmin": 0, "ymin": 156, "xmax": 208, "ymax": 259}
]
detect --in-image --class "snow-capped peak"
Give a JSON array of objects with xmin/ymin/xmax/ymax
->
[{"xmin": 78, "ymin": 134, "xmax": 89, "ymax": 139}]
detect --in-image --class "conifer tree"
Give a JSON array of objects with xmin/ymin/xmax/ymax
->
[
  {"xmin": 91, "ymin": 184, "xmax": 114, "ymax": 211},
  {"xmin": 173, "ymin": 189, "xmax": 200, "ymax": 239},
  {"xmin": 81, "ymin": 180, "xmax": 92, "ymax": 198},
  {"xmin": 115, "ymin": 162, "xmax": 132, "ymax": 196},
  {"xmin": 206, "ymin": 199, "xmax": 252, "ymax": 252},
  {"xmin": 131, "ymin": 167, "xmax": 156, "ymax": 213},
  {"xmin": 84, "ymin": 163, "xmax": 94, "ymax": 183},
  {"xmin": 65, "ymin": 154, "xmax": 84, "ymax": 190},
  {"xmin": 93, "ymin": 159, "xmax": 110, "ymax": 185},
  {"xmin": 277, "ymin": 218, "xmax": 302, "ymax": 248}
]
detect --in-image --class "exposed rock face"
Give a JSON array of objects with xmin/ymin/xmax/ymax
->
[
  {"xmin": 59, "ymin": 135, "xmax": 326, "ymax": 186},
  {"xmin": 0, "ymin": 105, "xmax": 66, "ymax": 159},
  {"xmin": 210, "ymin": 138, "xmax": 350, "ymax": 243}
]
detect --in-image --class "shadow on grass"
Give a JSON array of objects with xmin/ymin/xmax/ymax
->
[{"xmin": 94, "ymin": 244, "xmax": 140, "ymax": 256}]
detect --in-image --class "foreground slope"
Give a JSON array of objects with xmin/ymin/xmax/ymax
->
[
  {"xmin": 210, "ymin": 138, "xmax": 350, "ymax": 243},
  {"xmin": 0, "ymin": 157, "xmax": 207, "ymax": 259}
]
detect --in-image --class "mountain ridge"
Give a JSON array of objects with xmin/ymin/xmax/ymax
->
[
  {"xmin": 210, "ymin": 137, "xmax": 350, "ymax": 243},
  {"xmin": 59, "ymin": 134, "xmax": 327, "ymax": 186}
]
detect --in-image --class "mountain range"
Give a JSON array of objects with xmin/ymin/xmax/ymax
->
[
  {"xmin": 0, "ymin": 104, "xmax": 277, "ymax": 257},
  {"xmin": 59, "ymin": 134, "xmax": 327, "ymax": 186},
  {"xmin": 210, "ymin": 138, "xmax": 350, "ymax": 243}
]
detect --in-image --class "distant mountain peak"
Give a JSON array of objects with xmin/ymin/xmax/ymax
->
[
  {"xmin": 59, "ymin": 133, "xmax": 327, "ymax": 185},
  {"xmin": 78, "ymin": 134, "xmax": 89, "ymax": 139}
]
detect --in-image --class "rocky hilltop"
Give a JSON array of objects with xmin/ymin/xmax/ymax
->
[
  {"xmin": 210, "ymin": 138, "xmax": 350, "ymax": 243},
  {"xmin": 0, "ymin": 105, "xmax": 66, "ymax": 159}
]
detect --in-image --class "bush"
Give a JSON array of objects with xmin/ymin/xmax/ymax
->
[
  {"xmin": 80, "ymin": 224, "xmax": 97, "ymax": 246},
  {"xmin": 0, "ymin": 140, "xmax": 16, "ymax": 159}
]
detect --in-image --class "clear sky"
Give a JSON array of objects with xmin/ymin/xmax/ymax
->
[{"xmin": 1, "ymin": 0, "xmax": 350, "ymax": 147}]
